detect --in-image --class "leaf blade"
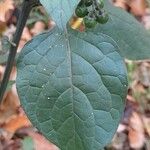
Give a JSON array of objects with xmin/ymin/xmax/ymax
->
[
  {"xmin": 16, "ymin": 28, "xmax": 128, "ymax": 150},
  {"xmin": 40, "ymin": 0, "xmax": 79, "ymax": 29},
  {"xmin": 93, "ymin": 0, "xmax": 150, "ymax": 60}
]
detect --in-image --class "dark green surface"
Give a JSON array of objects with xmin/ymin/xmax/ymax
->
[
  {"xmin": 40, "ymin": 0, "xmax": 79, "ymax": 29},
  {"xmin": 40, "ymin": 0, "xmax": 150, "ymax": 60},
  {"xmin": 92, "ymin": 0, "xmax": 150, "ymax": 60},
  {"xmin": 16, "ymin": 27, "xmax": 128, "ymax": 150}
]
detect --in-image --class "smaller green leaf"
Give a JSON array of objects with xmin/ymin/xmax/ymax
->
[
  {"xmin": 40, "ymin": 0, "xmax": 79, "ymax": 29},
  {"xmin": 22, "ymin": 137, "xmax": 34, "ymax": 150},
  {"xmin": 92, "ymin": 0, "xmax": 150, "ymax": 60},
  {"xmin": 27, "ymin": 8, "xmax": 49, "ymax": 26}
]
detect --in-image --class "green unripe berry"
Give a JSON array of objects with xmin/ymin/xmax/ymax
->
[
  {"xmin": 84, "ymin": 0, "xmax": 93, "ymax": 6},
  {"xmin": 99, "ymin": 0, "xmax": 104, "ymax": 8},
  {"xmin": 75, "ymin": 5, "xmax": 89, "ymax": 17},
  {"xmin": 78, "ymin": 0, "xmax": 84, "ymax": 6},
  {"xmin": 96, "ymin": 11, "xmax": 109, "ymax": 24},
  {"xmin": 84, "ymin": 16, "xmax": 97, "ymax": 28}
]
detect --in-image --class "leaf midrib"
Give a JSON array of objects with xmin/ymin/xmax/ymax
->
[{"xmin": 65, "ymin": 29, "xmax": 76, "ymax": 150}]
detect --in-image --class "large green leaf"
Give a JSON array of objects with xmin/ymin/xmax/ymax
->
[
  {"xmin": 40, "ymin": 0, "xmax": 79, "ymax": 29},
  {"xmin": 92, "ymin": 0, "xmax": 150, "ymax": 60},
  {"xmin": 16, "ymin": 27, "xmax": 128, "ymax": 150}
]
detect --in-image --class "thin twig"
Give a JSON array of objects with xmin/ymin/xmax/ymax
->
[{"xmin": 0, "ymin": 0, "xmax": 41, "ymax": 103}]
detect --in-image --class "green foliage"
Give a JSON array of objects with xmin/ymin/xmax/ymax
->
[
  {"xmin": 27, "ymin": 8, "xmax": 49, "ymax": 26},
  {"xmin": 16, "ymin": 27, "xmax": 127, "ymax": 150},
  {"xmin": 95, "ymin": 10, "xmax": 109, "ymax": 24},
  {"xmin": 40, "ymin": 0, "xmax": 79, "ymax": 29},
  {"xmin": 16, "ymin": 0, "xmax": 150, "ymax": 150},
  {"xmin": 22, "ymin": 137, "xmax": 34, "ymax": 150},
  {"xmin": 92, "ymin": 0, "xmax": 150, "ymax": 60},
  {"xmin": 75, "ymin": 4, "xmax": 89, "ymax": 18},
  {"xmin": 84, "ymin": 16, "xmax": 97, "ymax": 28},
  {"xmin": 84, "ymin": 0, "xmax": 93, "ymax": 7},
  {"xmin": 75, "ymin": 0, "xmax": 109, "ymax": 28}
]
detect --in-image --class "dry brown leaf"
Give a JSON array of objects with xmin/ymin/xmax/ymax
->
[
  {"xmin": 128, "ymin": 112, "xmax": 145, "ymax": 149},
  {"xmin": 111, "ymin": 132, "xmax": 128, "ymax": 149},
  {"xmin": 21, "ymin": 27, "xmax": 32, "ymax": 41},
  {"xmin": 0, "ymin": 65, "xmax": 5, "ymax": 80},
  {"xmin": 18, "ymin": 39, "xmax": 27, "ymax": 52},
  {"xmin": 16, "ymin": 128, "xmax": 58, "ymax": 150},
  {"xmin": 0, "ymin": 90, "xmax": 19, "ymax": 124},
  {"xmin": 114, "ymin": 0, "xmax": 128, "ymax": 10},
  {"xmin": 142, "ymin": 8, "xmax": 150, "ymax": 30},
  {"xmin": 132, "ymin": 81, "xmax": 146, "ymax": 94},
  {"xmin": 24, "ymin": 131, "xmax": 59, "ymax": 150},
  {"xmin": 18, "ymin": 26, "xmax": 32, "ymax": 51},
  {"xmin": 0, "ymin": 22, "xmax": 6, "ymax": 35},
  {"xmin": 70, "ymin": 16, "xmax": 85, "ymax": 31},
  {"xmin": 127, "ymin": 95, "xmax": 136, "ymax": 102},
  {"xmin": 117, "ymin": 124, "xmax": 127, "ymax": 133},
  {"xmin": 138, "ymin": 62, "xmax": 150, "ymax": 87},
  {"xmin": 0, "ymin": 67, "xmax": 20, "ymax": 124},
  {"xmin": 3, "ymin": 24, "xmax": 16, "ymax": 39},
  {"xmin": 30, "ymin": 21, "xmax": 46, "ymax": 36},
  {"xmin": 142, "ymin": 116, "xmax": 150, "ymax": 136},
  {"xmin": 0, "ymin": 0, "xmax": 14, "ymax": 23},
  {"xmin": 3, "ymin": 115, "xmax": 31, "ymax": 133},
  {"xmin": 129, "ymin": 0, "xmax": 146, "ymax": 16},
  {"xmin": 143, "ymin": 15, "xmax": 150, "ymax": 30}
]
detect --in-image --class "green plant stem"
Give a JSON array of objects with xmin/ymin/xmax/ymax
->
[{"xmin": 0, "ymin": 0, "xmax": 41, "ymax": 103}]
